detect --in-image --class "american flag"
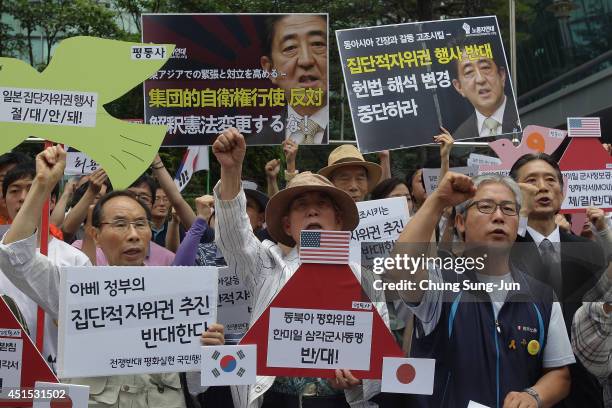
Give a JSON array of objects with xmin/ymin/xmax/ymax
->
[
  {"xmin": 299, "ymin": 230, "xmax": 351, "ymax": 264},
  {"xmin": 567, "ymin": 117, "xmax": 601, "ymax": 138}
]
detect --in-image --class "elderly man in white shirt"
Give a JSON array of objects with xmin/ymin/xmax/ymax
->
[
  {"xmin": 212, "ymin": 127, "xmax": 389, "ymax": 408},
  {"xmin": 0, "ymin": 146, "xmax": 189, "ymax": 408}
]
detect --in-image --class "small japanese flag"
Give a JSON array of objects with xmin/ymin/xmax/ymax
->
[
  {"xmin": 33, "ymin": 381, "xmax": 90, "ymax": 408},
  {"xmin": 201, "ymin": 345, "xmax": 256, "ymax": 386},
  {"xmin": 381, "ymin": 357, "xmax": 435, "ymax": 394}
]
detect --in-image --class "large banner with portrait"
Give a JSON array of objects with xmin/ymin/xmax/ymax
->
[
  {"xmin": 143, "ymin": 14, "xmax": 329, "ymax": 146},
  {"xmin": 336, "ymin": 16, "xmax": 521, "ymax": 153}
]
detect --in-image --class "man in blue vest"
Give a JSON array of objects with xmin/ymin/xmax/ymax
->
[{"xmin": 389, "ymin": 172, "xmax": 575, "ymax": 407}]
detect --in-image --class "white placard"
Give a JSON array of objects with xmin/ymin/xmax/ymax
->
[
  {"xmin": 561, "ymin": 169, "xmax": 612, "ymax": 210},
  {"xmin": 58, "ymin": 266, "xmax": 218, "ymax": 377},
  {"xmin": 0, "ymin": 336, "xmax": 22, "ymax": 398},
  {"xmin": 476, "ymin": 168, "xmax": 510, "ymax": 177},
  {"xmin": 131, "ymin": 45, "xmax": 167, "ymax": 60},
  {"xmin": 351, "ymin": 197, "xmax": 410, "ymax": 265},
  {"xmin": 467, "ymin": 153, "xmax": 501, "ymax": 167},
  {"xmin": 201, "ymin": 345, "xmax": 256, "ymax": 386},
  {"xmin": 33, "ymin": 382, "xmax": 89, "ymax": 408},
  {"xmin": 0, "ymin": 87, "xmax": 98, "ymax": 127},
  {"xmin": 217, "ymin": 267, "xmax": 251, "ymax": 343},
  {"xmin": 266, "ymin": 307, "xmax": 373, "ymax": 370},
  {"xmin": 422, "ymin": 166, "xmax": 479, "ymax": 195},
  {"xmin": 65, "ymin": 150, "xmax": 99, "ymax": 176}
]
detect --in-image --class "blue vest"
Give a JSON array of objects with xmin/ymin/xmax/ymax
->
[{"xmin": 410, "ymin": 268, "xmax": 554, "ymax": 408}]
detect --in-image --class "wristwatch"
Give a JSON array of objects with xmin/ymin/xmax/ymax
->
[{"xmin": 523, "ymin": 387, "xmax": 542, "ymax": 408}]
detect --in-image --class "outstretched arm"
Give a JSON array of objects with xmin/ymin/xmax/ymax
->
[{"xmin": 151, "ymin": 154, "xmax": 196, "ymax": 229}]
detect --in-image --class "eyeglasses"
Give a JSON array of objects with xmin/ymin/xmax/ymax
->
[
  {"xmin": 99, "ymin": 219, "xmax": 153, "ymax": 232},
  {"xmin": 134, "ymin": 193, "xmax": 152, "ymax": 203},
  {"xmin": 467, "ymin": 199, "xmax": 519, "ymax": 216}
]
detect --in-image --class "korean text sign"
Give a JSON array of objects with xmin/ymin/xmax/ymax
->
[
  {"xmin": 143, "ymin": 14, "xmax": 329, "ymax": 146},
  {"xmin": 351, "ymin": 197, "xmax": 410, "ymax": 266},
  {"xmin": 336, "ymin": 16, "xmax": 521, "ymax": 153},
  {"xmin": 267, "ymin": 307, "xmax": 373, "ymax": 370},
  {"xmin": 58, "ymin": 266, "xmax": 218, "ymax": 377}
]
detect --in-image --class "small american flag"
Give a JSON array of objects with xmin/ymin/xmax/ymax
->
[
  {"xmin": 567, "ymin": 117, "xmax": 601, "ymax": 138},
  {"xmin": 299, "ymin": 230, "xmax": 351, "ymax": 264}
]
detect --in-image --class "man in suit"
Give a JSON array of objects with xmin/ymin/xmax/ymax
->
[
  {"xmin": 451, "ymin": 47, "xmax": 520, "ymax": 140},
  {"xmin": 253, "ymin": 14, "xmax": 328, "ymax": 145},
  {"xmin": 509, "ymin": 152, "xmax": 607, "ymax": 407}
]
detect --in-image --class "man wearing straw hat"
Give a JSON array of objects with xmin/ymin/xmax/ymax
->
[
  {"xmin": 212, "ymin": 127, "xmax": 389, "ymax": 408},
  {"xmin": 318, "ymin": 145, "xmax": 382, "ymax": 203}
]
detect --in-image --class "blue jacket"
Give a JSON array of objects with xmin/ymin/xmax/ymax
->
[{"xmin": 410, "ymin": 267, "xmax": 554, "ymax": 408}]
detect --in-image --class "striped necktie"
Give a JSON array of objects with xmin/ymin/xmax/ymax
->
[{"xmin": 293, "ymin": 119, "xmax": 321, "ymax": 144}]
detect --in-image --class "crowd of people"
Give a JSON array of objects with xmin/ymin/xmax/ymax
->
[{"xmin": 0, "ymin": 126, "xmax": 609, "ymax": 408}]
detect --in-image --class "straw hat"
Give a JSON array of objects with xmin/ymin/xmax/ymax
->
[
  {"xmin": 265, "ymin": 172, "xmax": 359, "ymax": 246},
  {"xmin": 318, "ymin": 145, "xmax": 382, "ymax": 192}
]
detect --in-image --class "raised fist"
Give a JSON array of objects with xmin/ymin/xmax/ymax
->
[
  {"xmin": 36, "ymin": 145, "xmax": 66, "ymax": 191},
  {"xmin": 265, "ymin": 159, "xmax": 281, "ymax": 179},
  {"xmin": 432, "ymin": 172, "xmax": 476, "ymax": 208},
  {"xmin": 212, "ymin": 127, "xmax": 246, "ymax": 170},
  {"xmin": 195, "ymin": 195, "xmax": 214, "ymax": 220}
]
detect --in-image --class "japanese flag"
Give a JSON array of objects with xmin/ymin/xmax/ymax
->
[
  {"xmin": 33, "ymin": 381, "xmax": 90, "ymax": 408},
  {"xmin": 174, "ymin": 146, "xmax": 209, "ymax": 191},
  {"xmin": 381, "ymin": 357, "xmax": 435, "ymax": 394},
  {"xmin": 201, "ymin": 345, "xmax": 256, "ymax": 386}
]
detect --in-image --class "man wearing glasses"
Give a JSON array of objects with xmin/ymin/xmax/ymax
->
[
  {"xmin": 0, "ymin": 146, "xmax": 190, "ymax": 407},
  {"xmin": 388, "ymin": 172, "xmax": 574, "ymax": 408},
  {"xmin": 74, "ymin": 173, "xmax": 175, "ymax": 266}
]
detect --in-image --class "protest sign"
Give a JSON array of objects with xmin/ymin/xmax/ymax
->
[
  {"xmin": 351, "ymin": 197, "xmax": 410, "ymax": 267},
  {"xmin": 57, "ymin": 266, "xmax": 218, "ymax": 377},
  {"xmin": 423, "ymin": 166, "xmax": 478, "ymax": 194},
  {"xmin": 217, "ymin": 267, "xmax": 252, "ymax": 344},
  {"xmin": 267, "ymin": 307, "xmax": 373, "ymax": 370},
  {"xmin": 478, "ymin": 125, "xmax": 566, "ymax": 175},
  {"xmin": 143, "ymin": 14, "xmax": 329, "ymax": 146},
  {"xmin": 467, "ymin": 153, "xmax": 501, "ymax": 167},
  {"xmin": 0, "ymin": 299, "xmax": 57, "ymax": 402},
  {"xmin": 0, "ymin": 36, "xmax": 174, "ymax": 189},
  {"xmin": 336, "ymin": 16, "xmax": 520, "ymax": 153},
  {"xmin": 0, "ymin": 333, "xmax": 22, "ymax": 398},
  {"xmin": 65, "ymin": 148, "xmax": 99, "ymax": 176},
  {"xmin": 240, "ymin": 262, "xmax": 403, "ymax": 379},
  {"xmin": 558, "ymin": 136, "xmax": 612, "ymax": 212}
]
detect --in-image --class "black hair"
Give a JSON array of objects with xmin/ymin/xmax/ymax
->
[
  {"xmin": 68, "ymin": 176, "xmax": 113, "ymax": 209},
  {"xmin": 129, "ymin": 174, "xmax": 156, "ymax": 205},
  {"xmin": 447, "ymin": 34, "xmax": 506, "ymax": 80},
  {"xmin": 91, "ymin": 190, "xmax": 151, "ymax": 228},
  {"xmin": 2, "ymin": 164, "xmax": 59, "ymax": 201},
  {"xmin": 405, "ymin": 169, "xmax": 425, "ymax": 195},
  {"xmin": 370, "ymin": 177, "xmax": 408, "ymax": 200},
  {"xmin": 509, "ymin": 153, "xmax": 564, "ymax": 188},
  {"xmin": 0, "ymin": 152, "xmax": 31, "ymax": 171},
  {"xmin": 261, "ymin": 14, "xmax": 327, "ymax": 58},
  {"xmin": 2, "ymin": 165, "xmax": 35, "ymax": 198}
]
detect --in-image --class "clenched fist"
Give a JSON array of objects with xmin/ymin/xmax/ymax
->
[{"xmin": 212, "ymin": 127, "xmax": 246, "ymax": 171}]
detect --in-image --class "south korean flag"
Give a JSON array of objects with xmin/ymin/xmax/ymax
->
[{"xmin": 201, "ymin": 345, "xmax": 256, "ymax": 386}]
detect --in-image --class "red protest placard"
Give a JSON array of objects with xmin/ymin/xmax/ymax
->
[{"xmin": 239, "ymin": 263, "xmax": 403, "ymax": 379}]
